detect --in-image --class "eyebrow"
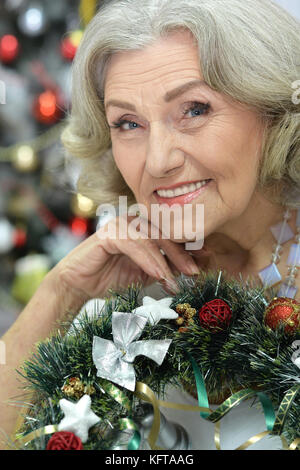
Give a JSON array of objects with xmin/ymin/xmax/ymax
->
[{"xmin": 104, "ymin": 79, "xmax": 208, "ymax": 112}]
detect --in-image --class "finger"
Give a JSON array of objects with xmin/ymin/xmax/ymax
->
[
  {"xmin": 130, "ymin": 215, "xmax": 205, "ymax": 286},
  {"xmin": 135, "ymin": 216, "xmax": 202, "ymax": 275},
  {"xmin": 166, "ymin": 258, "xmax": 182, "ymax": 277},
  {"xmin": 80, "ymin": 218, "xmax": 167, "ymax": 282},
  {"xmin": 128, "ymin": 221, "xmax": 177, "ymax": 281},
  {"xmin": 158, "ymin": 239, "xmax": 201, "ymax": 276},
  {"xmin": 157, "ymin": 276, "xmax": 180, "ymax": 295},
  {"xmin": 98, "ymin": 216, "xmax": 177, "ymax": 284},
  {"xmin": 187, "ymin": 248, "xmax": 212, "ymax": 271},
  {"xmin": 99, "ymin": 233, "xmax": 172, "ymax": 282}
]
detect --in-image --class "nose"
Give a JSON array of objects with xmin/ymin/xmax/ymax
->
[{"xmin": 145, "ymin": 121, "xmax": 185, "ymax": 178}]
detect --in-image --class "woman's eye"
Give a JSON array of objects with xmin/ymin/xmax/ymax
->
[
  {"xmin": 183, "ymin": 102, "xmax": 210, "ymax": 118},
  {"xmin": 109, "ymin": 101, "xmax": 210, "ymax": 132},
  {"xmin": 109, "ymin": 119, "xmax": 140, "ymax": 131}
]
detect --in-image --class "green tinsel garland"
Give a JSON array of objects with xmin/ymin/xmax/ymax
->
[{"xmin": 11, "ymin": 270, "xmax": 300, "ymax": 450}]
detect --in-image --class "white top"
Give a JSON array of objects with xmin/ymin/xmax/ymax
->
[
  {"xmin": 161, "ymin": 386, "xmax": 282, "ymax": 450},
  {"xmin": 75, "ymin": 281, "xmax": 283, "ymax": 451}
]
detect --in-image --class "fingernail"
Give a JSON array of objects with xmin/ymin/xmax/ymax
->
[
  {"xmin": 160, "ymin": 277, "xmax": 179, "ymax": 293},
  {"xmin": 154, "ymin": 266, "xmax": 166, "ymax": 279}
]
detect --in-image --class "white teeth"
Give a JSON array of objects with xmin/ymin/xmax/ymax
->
[{"xmin": 157, "ymin": 180, "xmax": 210, "ymax": 198}]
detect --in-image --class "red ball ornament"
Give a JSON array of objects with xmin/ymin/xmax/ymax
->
[
  {"xmin": 198, "ymin": 299, "xmax": 232, "ymax": 332},
  {"xmin": 60, "ymin": 31, "xmax": 83, "ymax": 61},
  {"xmin": 264, "ymin": 297, "xmax": 300, "ymax": 335},
  {"xmin": 70, "ymin": 217, "xmax": 88, "ymax": 236},
  {"xmin": 0, "ymin": 34, "xmax": 19, "ymax": 64},
  {"xmin": 13, "ymin": 227, "xmax": 27, "ymax": 248},
  {"xmin": 60, "ymin": 37, "xmax": 77, "ymax": 61},
  {"xmin": 32, "ymin": 90, "xmax": 63, "ymax": 125},
  {"xmin": 46, "ymin": 431, "xmax": 83, "ymax": 450}
]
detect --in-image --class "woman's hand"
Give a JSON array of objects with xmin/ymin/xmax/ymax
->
[
  {"xmin": 0, "ymin": 214, "xmax": 203, "ymax": 447},
  {"xmin": 49, "ymin": 214, "xmax": 201, "ymax": 309}
]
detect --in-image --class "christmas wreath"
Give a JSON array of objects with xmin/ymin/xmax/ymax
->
[{"xmin": 9, "ymin": 270, "xmax": 300, "ymax": 450}]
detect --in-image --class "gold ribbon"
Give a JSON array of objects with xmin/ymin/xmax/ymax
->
[
  {"xmin": 156, "ymin": 396, "xmax": 272, "ymax": 450},
  {"xmin": 133, "ymin": 383, "xmax": 300, "ymax": 451},
  {"xmin": 156, "ymin": 399, "xmax": 212, "ymax": 414},
  {"xmin": 134, "ymin": 385, "xmax": 223, "ymax": 450},
  {"xmin": 289, "ymin": 438, "xmax": 300, "ymax": 450},
  {"xmin": 214, "ymin": 421, "xmax": 221, "ymax": 450},
  {"xmin": 101, "ymin": 381, "xmax": 132, "ymax": 412},
  {"xmin": 235, "ymin": 431, "xmax": 270, "ymax": 450},
  {"xmin": 272, "ymin": 384, "xmax": 299, "ymax": 435},
  {"xmin": 135, "ymin": 382, "xmax": 162, "ymax": 450},
  {"xmin": 14, "ymin": 421, "xmax": 299, "ymax": 450},
  {"xmin": 238, "ymin": 434, "xmax": 300, "ymax": 451},
  {"xmin": 15, "ymin": 425, "xmax": 58, "ymax": 447},
  {"xmin": 11, "ymin": 382, "xmax": 300, "ymax": 451},
  {"xmin": 11, "ymin": 386, "xmax": 300, "ymax": 450}
]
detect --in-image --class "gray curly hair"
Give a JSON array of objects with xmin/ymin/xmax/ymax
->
[{"xmin": 61, "ymin": 0, "xmax": 300, "ymax": 209}]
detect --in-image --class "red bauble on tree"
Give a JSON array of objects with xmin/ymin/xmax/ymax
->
[
  {"xmin": 60, "ymin": 31, "xmax": 83, "ymax": 61},
  {"xmin": 264, "ymin": 297, "xmax": 300, "ymax": 335},
  {"xmin": 32, "ymin": 90, "xmax": 63, "ymax": 125},
  {"xmin": 0, "ymin": 34, "xmax": 19, "ymax": 64},
  {"xmin": 46, "ymin": 431, "xmax": 83, "ymax": 450},
  {"xmin": 198, "ymin": 298, "xmax": 232, "ymax": 333}
]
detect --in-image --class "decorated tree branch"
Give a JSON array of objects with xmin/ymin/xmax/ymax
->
[{"xmin": 9, "ymin": 270, "xmax": 300, "ymax": 450}]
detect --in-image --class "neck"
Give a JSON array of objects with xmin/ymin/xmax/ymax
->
[{"xmin": 201, "ymin": 191, "xmax": 297, "ymax": 275}]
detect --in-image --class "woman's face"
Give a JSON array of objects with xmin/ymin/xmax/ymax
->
[{"xmin": 104, "ymin": 29, "xmax": 266, "ymax": 242}]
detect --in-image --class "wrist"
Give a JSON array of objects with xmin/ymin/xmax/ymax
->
[{"xmin": 43, "ymin": 266, "xmax": 88, "ymax": 320}]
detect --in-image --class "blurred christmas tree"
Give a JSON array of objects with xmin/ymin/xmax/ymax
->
[{"xmin": 0, "ymin": 0, "xmax": 98, "ymax": 332}]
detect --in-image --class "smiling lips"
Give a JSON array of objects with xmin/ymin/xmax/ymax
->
[
  {"xmin": 156, "ymin": 180, "xmax": 211, "ymax": 198},
  {"xmin": 154, "ymin": 179, "xmax": 212, "ymax": 206}
]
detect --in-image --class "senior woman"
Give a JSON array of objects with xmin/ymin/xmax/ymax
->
[{"xmin": 1, "ymin": 0, "xmax": 300, "ymax": 449}]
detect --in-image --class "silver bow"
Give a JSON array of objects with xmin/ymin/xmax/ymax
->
[{"xmin": 92, "ymin": 312, "xmax": 172, "ymax": 391}]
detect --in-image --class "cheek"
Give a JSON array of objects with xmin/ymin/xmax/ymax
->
[
  {"xmin": 219, "ymin": 132, "xmax": 262, "ymax": 210},
  {"xmin": 112, "ymin": 142, "xmax": 143, "ymax": 191},
  {"xmin": 197, "ymin": 117, "xmax": 262, "ymax": 181},
  {"xmin": 230, "ymin": 127, "xmax": 263, "ymax": 184}
]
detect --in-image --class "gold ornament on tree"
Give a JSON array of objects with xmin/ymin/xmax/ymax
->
[
  {"xmin": 12, "ymin": 145, "xmax": 39, "ymax": 172},
  {"xmin": 175, "ymin": 303, "xmax": 196, "ymax": 332},
  {"xmin": 61, "ymin": 377, "xmax": 95, "ymax": 400},
  {"xmin": 71, "ymin": 193, "xmax": 95, "ymax": 218}
]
